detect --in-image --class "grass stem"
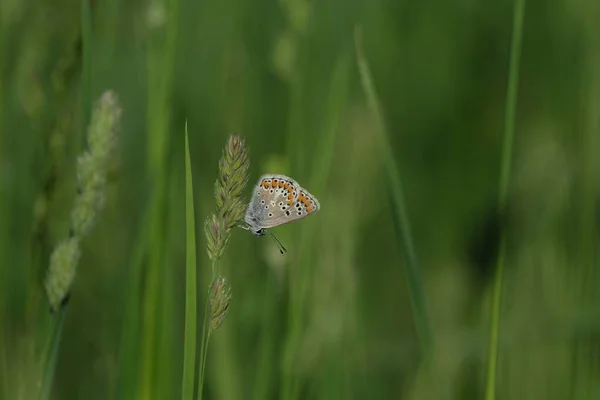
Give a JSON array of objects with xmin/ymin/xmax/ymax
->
[
  {"xmin": 81, "ymin": 0, "xmax": 93, "ymax": 147},
  {"xmin": 38, "ymin": 308, "xmax": 67, "ymax": 400},
  {"xmin": 354, "ymin": 25, "xmax": 432, "ymax": 354},
  {"xmin": 197, "ymin": 288, "xmax": 212, "ymax": 400},
  {"xmin": 484, "ymin": 0, "xmax": 526, "ymax": 399},
  {"xmin": 182, "ymin": 123, "xmax": 198, "ymax": 399}
]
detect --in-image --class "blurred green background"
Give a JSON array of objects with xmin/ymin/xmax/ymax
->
[{"xmin": 1, "ymin": 0, "xmax": 599, "ymax": 399}]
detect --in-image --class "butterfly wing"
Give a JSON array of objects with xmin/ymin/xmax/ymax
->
[{"xmin": 245, "ymin": 174, "xmax": 320, "ymax": 230}]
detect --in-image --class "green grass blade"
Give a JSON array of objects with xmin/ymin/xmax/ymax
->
[
  {"xmin": 280, "ymin": 51, "xmax": 352, "ymax": 400},
  {"xmin": 115, "ymin": 204, "xmax": 152, "ymax": 399},
  {"xmin": 252, "ymin": 273, "xmax": 278, "ymax": 400},
  {"xmin": 182, "ymin": 122, "xmax": 198, "ymax": 400},
  {"xmin": 138, "ymin": 178, "xmax": 168, "ymax": 399},
  {"xmin": 354, "ymin": 26, "xmax": 432, "ymax": 354},
  {"xmin": 0, "ymin": 19, "xmax": 5, "ymax": 398},
  {"xmin": 196, "ymin": 301, "xmax": 210, "ymax": 400},
  {"xmin": 485, "ymin": 1, "xmax": 526, "ymax": 399},
  {"xmin": 139, "ymin": 0, "xmax": 178, "ymax": 392},
  {"xmin": 81, "ymin": 0, "xmax": 93, "ymax": 147},
  {"xmin": 38, "ymin": 308, "xmax": 67, "ymax": 400}
]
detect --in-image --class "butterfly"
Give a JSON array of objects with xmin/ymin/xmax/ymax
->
[{"xmin": 242, "ymin": 174, "xmax": 321, "ymax": 253}]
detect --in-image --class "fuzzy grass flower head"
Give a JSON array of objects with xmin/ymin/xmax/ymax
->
[
  {"xmin": 214, "ymin": 135, "xmax": 250, "ymax": 227},
  {"xmin": 205, "ymin": 134, "xmax": 250, "ymax": 265},
  {"xmin": 45, "ymin": 237, "xmax": 81, "ymax": 310},
  {"xmin": 209, "ymin": 276, "xmax": 232, "ymax": 331},
  {"xmin": 71, "ymin": 91, "xmax": 121, "ymax": 237},
  {"xmin": 44, "ymin": 90, "xmax": 121, "ymax": 311},
  {"xmin": 204, "ymin": 213, "xmax": 229, "ymax": 261}
]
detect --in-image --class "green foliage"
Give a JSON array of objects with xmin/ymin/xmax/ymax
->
[{"xmin": 1, "ymin": 0, "xmax": 600, "ymax": 399}]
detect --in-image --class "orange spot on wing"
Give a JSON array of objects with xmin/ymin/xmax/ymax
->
[
  {"xmin": 307, "ymin": 206, "xmax": 313, "ymax": 213},
  {"xmin": 263, "ymin": 181, "xmax": 271, "ymax": 188}
]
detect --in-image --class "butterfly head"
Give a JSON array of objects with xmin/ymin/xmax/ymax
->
[{"xmin": 252, "ymin": 228, "xmax": 266, "ymax": 237}]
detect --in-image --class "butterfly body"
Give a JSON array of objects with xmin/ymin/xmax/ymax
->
[{"xmin": 244, "ymin": 174, "xmax": 320, "ymax": 236}]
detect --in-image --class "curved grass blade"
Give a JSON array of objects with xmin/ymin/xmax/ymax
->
[
  {"xmin": 280, "ymin": 51, "xmax": 352, "ymax": 400},
  {"xmin": 38, "ymin": 308, "xmax": 67, "ymax": 400},
  {"xmin": 115, "ymin": 200, "xmax": 152, "ymax": 400},
  {"xmin": 354, "ymin": 26, "xmax": 432, "ymax": 354},
  {"xmin": 484, "ymin": 1, "xmax": 526, "ymax": 399},
  {"xmin": 81, "ymin": 0, "xmax": 92, "ymax": 148}
]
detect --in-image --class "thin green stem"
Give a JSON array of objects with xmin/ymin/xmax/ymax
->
[
  {"xmin": 139, "ymin": 0, "xmax": 178, "ymax": 393},
  {"xmin": 182, "ymin": 124, "xmax": 198, "ymax": 400},
  {"xmin": 138, "ymin": 175, "xmax": 168, "ymax": 399},
  {"xmin": 81, "ymin": 0, "xmax": 93, "ymax": 147},
  {"xmin": 280, "ymin": 52, "xmax": 351, "ymax": 400},
  {"xmin": 485, "ymin": 0, "xmax": 526, "ymax": 399},
  {"xmin": 197, "ymin": 286, "xmax": 212, "ymax": 400},
  {"xmin": 115, "ymin": 203, "xmax": 152, "ymax": 399},
  {"xmin": 252, "ymin": 273, "xmax": 278, "ymax": 400},
  {"xmin": 354, "ymin": 26, "xmax": 431, "ymax": 354},
  {"xmin": 38, "ymin": 308, "xmax": 67, "ymax": 400},
  {"xmin": 198, "ymin": 332, "xmax": 211, "ymax": 399},
  {"xmin": 0, "ymin": 20, "xmax": 4, "ymax": 393},
  {"xmin": 498, "ymin": 3, "xmax": 526, "ymax": 209}
]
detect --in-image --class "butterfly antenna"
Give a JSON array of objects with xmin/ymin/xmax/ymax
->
[{"xmin": 265, "ymin": 230, "xmax": 287, "ymax": 255}]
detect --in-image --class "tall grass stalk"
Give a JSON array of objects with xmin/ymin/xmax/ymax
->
[
  {"xmin": 252, "ymin": 273, "xmax": 278, "ymax": 400},
  {"xmin": 197, "ymin": 135, "xmax": 248, "ymax": 399},
  {"xmin": 197, "ymin": 293, "xmax": 211, "ymax": 400},
  {"xmin": 41, "ymin": 90, "xmax": 121, "ymax": 398},
  {"xmin": 38, "ymin": 308, "xmax": 67, "ymax": 400},
  {"xmin": 354, "ymin": 26, "xmax": 432, "ymax": 354},
  {"xmin": 158, "ymin": 196, "xmax": 177, "ymax": 398},
  {"xmin": 280, "ymin": 52, "xmax": 351, "ymax": 400},
  {"xmin": 279, "ymin": 37, "xmax": 306, "ymax": 400},
  {"xmin": 0, "ymin": 19, "xmax": 5, "ymax": 398},
  {"xmin": 137, "ymin": 143, "xmax": 169, "ymax": 400},
  {"xmin": 139, "ymin": 0, "xmax": 179, "ymax": 395},
  {"xmin": 484, "ymin": 0, "xmax": 526, "ymax": 399},
  {"xmin": 579, "ymin": 5, "xmax": 600, "ymax": 294},
  {"xmin": 182, "ymin": 123, "xmax": 198, "ymax": 400},
  {"xmin": 81, "ymin": 0, "xmax": 93, "ymax": 145},
  {"xmin": 115, "ymin": 203, "xmax": 152, "ymax": 399}
]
